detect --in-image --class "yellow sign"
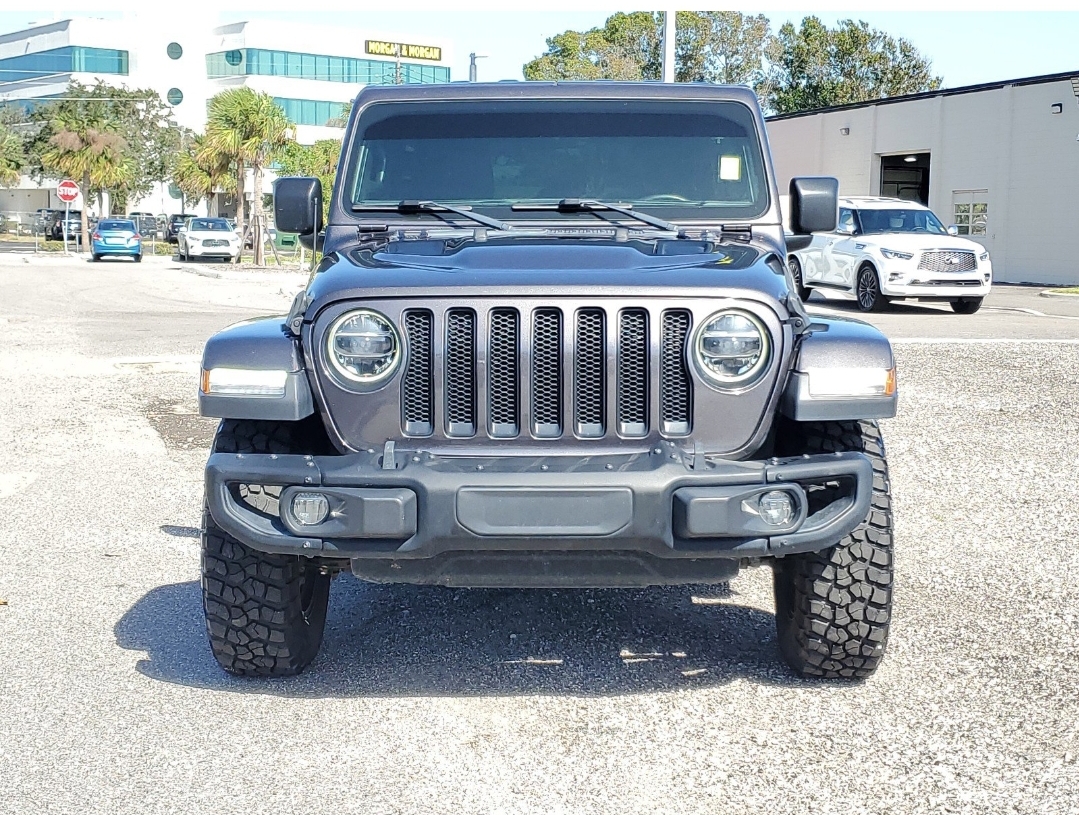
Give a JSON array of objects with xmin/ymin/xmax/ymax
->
[{"xmin": 365, "ymin": 41, "xmax": 442, "ymax": 62}]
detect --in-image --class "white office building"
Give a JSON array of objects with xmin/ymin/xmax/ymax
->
[
  {"xmin": 766, "ymin": 71, "xmax": 1079, "ymax": 285},
  {"xmin": 0, "ymin": 16, "xmax": 452, "ymax": 219}
]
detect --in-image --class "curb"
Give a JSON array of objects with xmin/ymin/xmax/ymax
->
[{"xmin": 1039, "ymin": 290, "xmax": 1079, "ymax": 298}]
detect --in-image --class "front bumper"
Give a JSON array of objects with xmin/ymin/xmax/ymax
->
[
  {"xmin": 879, "ymin": 258, "xmax": 992, "ymax": 299},
  {"xmin": 205, "ymin": 447, "xmax": 873, "ymax": 585},
  {"xmin": 187, "ymin": 242, "xmax": 240, "ymax": 258}
]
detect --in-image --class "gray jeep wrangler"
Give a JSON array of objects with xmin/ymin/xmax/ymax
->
[{"xmin": 198, "ymin": 82, "xmax": 896, "ymax": 680}]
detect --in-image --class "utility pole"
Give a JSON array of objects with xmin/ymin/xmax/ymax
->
[
  {"xmin": 662, "ymin": 10, "xmax": 676, "ymax": 83},
  {"xmin": 469, "ymin": 52, "xmax": 487, "ymax": 82}
]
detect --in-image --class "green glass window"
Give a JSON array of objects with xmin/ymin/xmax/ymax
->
[
  {"xmin": 205, "ymin": 48, "xmax": 450, "ymax": 84},
  {"xmin": 0, "ymin": 46, "xmax": 128, "ymax": 83},
  {"xmin": 273, "ymin": 96, "xmax": 347, "ymax": 127}
]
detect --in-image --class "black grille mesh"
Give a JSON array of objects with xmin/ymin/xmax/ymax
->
[
  {"xmin": 660, "ymin": 310, "xmax": 692, "ymax": 434},
  {"xmin": 488, "ymin": 308, "xmax": 519, "ymax": 436},
  {"xmin": 445, "ymin": 309, "xmax": 476, "ymax": 435},
  {"xmin": 574, "ymin": 309, "xmax": 605, "ymax": 436},
  {"xmin": 617, "ymin": 309, "xmax": 648, "ymax": 435},
  {"xmin": 402, "ymin": 310, "xmax": 433, "ymax": 434},
  {"xmin": 532, "ymin": 308, "xmax": 562, "ymax": 435}
]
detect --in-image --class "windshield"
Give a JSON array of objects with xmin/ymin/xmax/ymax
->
[
  {"xmin": 349, "ymin": 100, "xmax": 769, "ymax": 220},
  {"xmin": 99, "ymin": 220, "xmax": 134, "ymax": 231},
  {"xmin": 858, "ymin": 208, "xmax": 947, "ymax": 235},
  {"xmin": 190, "ymin": 218, "xmax": 231, "ymax": 231}
]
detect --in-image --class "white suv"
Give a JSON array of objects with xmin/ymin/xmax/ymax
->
[{"xmin": 788, "ymin": 196, "xmax": 992, "ymax": 314}]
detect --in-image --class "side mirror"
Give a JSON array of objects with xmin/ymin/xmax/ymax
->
[
  {"xmin": 789, "ymin": 177, "xmax": 839, "ymax": 234},
  {"xmin": 946, "ymin": 224, "xmax": 959, "ymax": 237},
  {"xmin": 274, "ymin": 177, "xmax": 322, "ymax": 238}
]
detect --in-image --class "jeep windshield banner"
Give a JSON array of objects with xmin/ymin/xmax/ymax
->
[{"xmin": 349, "ymin": 100, "xmax": 770, "ymax": 220}]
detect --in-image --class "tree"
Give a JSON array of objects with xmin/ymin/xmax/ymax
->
[
  {"xmin": 0, "ymin": 124, "xmax": 23, "ymax": 187},
  {"xmin": 761, "ymin": 17, "xmax": 942, "ymax": 115},
  {"xmin": 172, "ymin": 132, "xmax": 234, "ymax": 214},
  {"xmin": 38, "ymin": 103, "xmax": 134, "ymax": 251},
  {"xmin": 205, "ymin": 88, "xmax": 293, "ymax": 265},
  {"xmin": 26, "ymin": 81, "xmax": 177, "ymax": 217},
  {"xmin": 523, "ymin": 12, "xmax": 771, "ymax": 84},
  {"xmin": 275, "ymin": 139, "xmax": 342, "ymax": 223}
]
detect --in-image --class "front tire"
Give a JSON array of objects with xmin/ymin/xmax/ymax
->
[
  {"xmin": 950, "ymin": 297, "xmax": 983, "ymax": 314},
  {"xmin": 771, "ymin": 420, "xmax": 894, "ymax": 679},
  {"xmin": 788, "ymin": 256, "xmax": 811, "ymax": 302},
  {"xmin": 201, "ymin": 419, "xmax": 332, "ymax": 677},
  {"xmin": 855, "ymin": 264, "xmax": 886, "ymax": 312}
]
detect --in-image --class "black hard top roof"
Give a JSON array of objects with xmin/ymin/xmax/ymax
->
[{"xmin": 352, "ymin": 81, "xmax": 760, "ymax": 107}]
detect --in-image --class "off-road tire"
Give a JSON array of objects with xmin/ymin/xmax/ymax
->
[
  {"xmin": 201, "ymin": 418, "xmax": 332, "ymax": 677},
  {"xmin": 788, "ymin": 255, "xmax": 811, "ymax": 302},
  {"xmin": 950, "ymin": 297, "xmax": 983, "ymax": 315},
  {"xmin": 771, "ymin": 420, "xmax": 893, "ymax": 679}
]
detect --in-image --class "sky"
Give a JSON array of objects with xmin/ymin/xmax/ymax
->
[{"xmin": 1, "ymin": 5, "xmax": 1078, "ymax": 91}]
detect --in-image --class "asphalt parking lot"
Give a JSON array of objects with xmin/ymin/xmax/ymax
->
[{"xmin": 1, "ymin": 254, "xmax": 1077, "ymax": 814}]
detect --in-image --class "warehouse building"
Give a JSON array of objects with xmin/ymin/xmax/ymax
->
[
  {"xmin": 766, "ymin": 71, "xmax": 1079, "ymax": 285},
  {"xmin": 0, "ymin": 16, "xmax": 451, "ymax": 218}
]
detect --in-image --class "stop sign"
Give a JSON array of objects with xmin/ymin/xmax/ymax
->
[{"xmin": 56, "ymin": 179, "xmax": 79, "ymax": 203}]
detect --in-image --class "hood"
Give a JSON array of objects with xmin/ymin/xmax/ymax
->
[
  {"xmin": 305, "ymin": 237, "xmax": 791, "ymax": 307},
  {"xmin": 863, "ymin": 233, "xmax": 988, "ymax": 254}
]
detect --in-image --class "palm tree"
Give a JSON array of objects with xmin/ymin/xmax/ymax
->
[
  {"xmin": 0, "ymin": 125, "xmax": 23, "ymax": 187},
  {"xmin": 40, "ymin": 113, "xmax": 132, "ymax": 252},
  {"xmin": 173, "ymin": 133, "xmax": 234, "ymax": 215},
  {"xmin": 205, "ymin": 88, "xmax": 293, "ymax": 265}
]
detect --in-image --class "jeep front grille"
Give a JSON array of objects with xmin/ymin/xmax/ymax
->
[
  {"xmin": 399, "ymin": 304, "xmax": 694, "ymax": 440},
  {"xmin": 918, "ymin": 250, "xmax": 977, "ymax": 273}
]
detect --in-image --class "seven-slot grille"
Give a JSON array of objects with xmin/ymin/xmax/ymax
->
[
  {"xmin": 399, "ymin": 305, "xmax": 692, "ymax": 439},
  {"xmin": 918, "ymin": 250, "xmax": 977, "ymax": 273}
]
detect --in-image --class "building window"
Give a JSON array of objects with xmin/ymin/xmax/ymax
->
[
  {"xmin": 272, "ymin": 96, "xmax": 347, "ymax": 127},
  {"xmin": 167, "ymin": 88, "xmax": 184, "ymax": 106},
  {"xmin": 0, "ymin": 46, "xmax": 129, "ymax": 83},
  {"xmin": 167, "ymin": 42, "xmax": 183, "ymax": 60},
  {"xmin": 953, "ymin": 190, "xmax": 989, "ymax": 236},
  {"xmin": 205, "ymin": 48, "xmax": 450, "ymax": 84}
]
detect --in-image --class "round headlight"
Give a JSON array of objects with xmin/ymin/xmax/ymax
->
[
  {"xmin": 326, "ymin": 309, "xmax": 400, "ymax": 385},
  {"xmin": 695, "ymin": 309, "xmax": 769, "ymax": 387}
]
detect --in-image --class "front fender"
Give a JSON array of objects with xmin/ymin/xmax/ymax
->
[
  {"xmin": 199, "ymin": 317, "xmax": 314, "ymax": 421},
  {"xmin": 780, "ymin": 316, "xmax": 897, "ymax": 422}
]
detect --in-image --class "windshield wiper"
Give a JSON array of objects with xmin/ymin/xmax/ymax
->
[
  {"xmin": 511, "ymin": 198, "xmax": 686, "ymax": 236},
  {"xmin": 351, "ymin": 200, "xmax": 513, "ymax": 231}
]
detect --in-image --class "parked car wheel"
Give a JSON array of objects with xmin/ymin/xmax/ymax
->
[
  {"xmin": 201, "ymin": 419, "xmax": 332, "ymax": 677},
  {"xmin": 788, "ymin": 255, "xmax": 810, "ymax": 302},
  {"xmin": 134, "ymin": 254, "xmax": 142, "ymax": 263},
  {"xmin": 771, "ymin": 419, "xmax": 893, "ymax": 679},
  {"xmin": 91, "ymin": 254, "xmax": 100, "ymax": 262},
  {"xmin": 950, "ymin": 297, "xmax": 983, "ymax": 315},
  {"xmin": 855, "ymin": 264, "xmax": 886, "ymax": 313}
]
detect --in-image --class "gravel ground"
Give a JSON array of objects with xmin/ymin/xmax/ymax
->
[{"xmin": 0, "ymin": 260, "xmax": 1077, "ymax": 814}]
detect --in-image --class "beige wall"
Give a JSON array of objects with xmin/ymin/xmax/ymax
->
[{"xmin": 766, "ymin": 78, "xmax": 1079, "ymax": 285}]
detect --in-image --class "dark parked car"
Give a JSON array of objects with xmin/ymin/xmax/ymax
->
[
  {"xmin": 46, "ymin": 210, "xmax": 83, "ymax": 241},
  {"xmin": 166, "ymin": 214, "xmax": 189, "ymax": 244},
  {"xmin": 198, "ymin": 82, "xmax": 898, "ymax": 680},
  {"xmin": 127, "ymin": 212, "xmax": 158, "ymax": 239}
]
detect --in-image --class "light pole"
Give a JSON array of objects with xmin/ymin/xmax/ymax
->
[
  {"xmin": 662, "ymin": 10, "xmax": 676, "ymax": 83},
  {"xmin": 469, "ymin": 52, "xmax": 487, "ymax": 82}
]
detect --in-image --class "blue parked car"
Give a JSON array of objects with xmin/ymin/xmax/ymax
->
[{"xmin": 91, "ymin": 218, "xmax": 142, "ymax": 262}]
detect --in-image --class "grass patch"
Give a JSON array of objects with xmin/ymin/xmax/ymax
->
[{"xmin": 1046, "ymin": 287, "xmax": 1079, "ymax": 295}]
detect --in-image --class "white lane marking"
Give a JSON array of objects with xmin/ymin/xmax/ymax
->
[{"xmin": 891, "ymin": 338, "xmax": 1079, "ymax": 345}]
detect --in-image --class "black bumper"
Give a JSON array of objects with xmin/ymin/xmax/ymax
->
[{"xmin": 205, "ymin": 446, "xmax": 873, "ymax": 585}]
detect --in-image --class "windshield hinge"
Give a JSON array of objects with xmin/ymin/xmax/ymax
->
[
  {"xmin": 720, "ymin": 225, "xmax": 753, "ymax": 242},
  {"xmin": 286, "ymin": 290, "xmax": 311, "ymax": 337}
]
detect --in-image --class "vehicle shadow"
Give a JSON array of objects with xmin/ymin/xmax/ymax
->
[
  {"xmin": 806, "ymin": 295, "xmax": 953, "ymax": 315},
  {"xmin": 115, "ymin": 575, "xmax": 818, "ymax": 698}
]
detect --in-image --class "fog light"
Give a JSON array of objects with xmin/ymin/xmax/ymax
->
[
  {"xmin": 291, "ymin": 492, "xmax": 329, "ymax": 526},
  {"xmin": 758, "ymin": 491, "xmax": 795, "ymax": 527}
]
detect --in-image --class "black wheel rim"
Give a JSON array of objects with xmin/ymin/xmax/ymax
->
[{"xmin": 858, "ymin": 269, "xmax": 877, "ymax": 309}]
